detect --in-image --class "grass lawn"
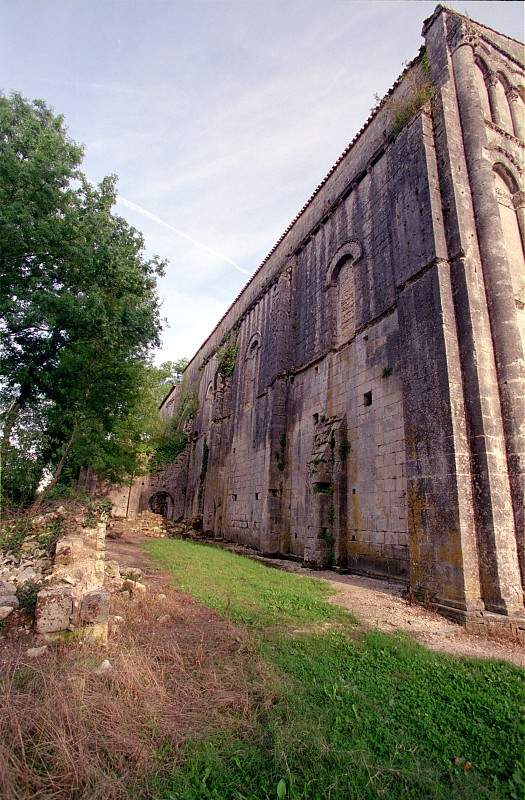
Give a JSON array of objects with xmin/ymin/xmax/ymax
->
[{"xmin": 145, "ymin": 538, "xmax": 524, "ymax": 800}]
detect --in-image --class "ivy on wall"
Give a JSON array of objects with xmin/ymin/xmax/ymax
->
[
  {"xmin": 216, "ymin": 329, "xmax": 239, "ymax": 378},
  {"xmin": 151, "ymin": 390, "xmax": 198, "ymax": 469},
  {"xmin": 376, "ymin": 48, "xmax": 434, "ymax": 140}
]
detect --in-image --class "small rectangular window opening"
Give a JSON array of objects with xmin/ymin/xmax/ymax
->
[
  {"xmin": 255, "ymin": 492, "xmax": 260, "ymax": 500},
  {"xmin": 364, "ymin": 391, "xmax": 372, "ymax": 407},
  {"xmin": 313, "ymin": 413, "xmax": 319, "ymax": 424},
  {"xmin": 232, "ymin": 493, "xmax": 238, "ymax": 501}
]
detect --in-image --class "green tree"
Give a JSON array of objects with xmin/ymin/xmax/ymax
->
[
  {"xmin": 153, "ymin": 358, "xmax": 189, "ymax": 405},
  {"xmin": 0, "ymin": 92, "xmax": 166, "ymax": 507}
]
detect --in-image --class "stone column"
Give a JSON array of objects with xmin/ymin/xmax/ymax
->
[
  {"xmin": 450, "ymin": 25, "xmax": 525, "ymax": 604},
  {"xmin": 486, "ymin": 73, "xmax": 502, "ymax": 127},
  {"xmin": 513, "ymin": 190, "xmax": 525, "ymax": 250},
  {"xmin": 507, "ymin": 88, "xmax": 525, "ymax": 142}
]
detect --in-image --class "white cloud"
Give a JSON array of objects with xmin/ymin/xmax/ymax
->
[
  {"xmin": 157, "ymin": 291, "xmax": 231, "ymax": 363},
  {"xmin": 117, "ymin": 196, "xmax": 252, "ymax": 276}
]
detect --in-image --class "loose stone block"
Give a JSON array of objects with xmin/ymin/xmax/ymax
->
[
  {"xmin": 80, "ymin": 589, "xmax": 110, "ymax": 625},
  {"xmin": 35, "ymin": 587, "xmax": 77, "ymax": 634}
]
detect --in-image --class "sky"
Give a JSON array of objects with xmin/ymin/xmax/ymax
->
[{"xmin": 1, "ymin": 1, "xmax": 523, "ymax": 363}]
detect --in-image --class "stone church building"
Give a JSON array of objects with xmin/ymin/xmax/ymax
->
[{"xmin": 108, "ymin": 6, "xmax": 525, "ymax": 633}]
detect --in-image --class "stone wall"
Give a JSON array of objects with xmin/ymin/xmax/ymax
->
[
  {"xmin": 35, "ymin": 511, "xmax": 109, "ymax": 641},
  {"xmin": 116, "ymin": 7, "xmax": 525, "ymax": 632}
]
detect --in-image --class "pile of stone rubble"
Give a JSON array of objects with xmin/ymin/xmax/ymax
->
[
  {"xmin": 107, "ymin": 511, "xmax": 168, "ymax": 539},
  {"xmin": 104, "ymin": 560, "xmax": 147, "ymax": 595},
  {"xmin": 0, "ymin": 504, "xmax": 114, "ymax": 640},
  {"xmin": 0, "ymin": 508, "xmax": 66, "ymax": 622}
]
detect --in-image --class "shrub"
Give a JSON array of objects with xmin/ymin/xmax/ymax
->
[
  {"xmin": 217, "ymin": 343, "xmax": 238, "ymax": 378},
  {"xmin": 0, "ymin": 517, "xmax": 32, "ymax": 557},
  {"xmin": 151, "ymin": 390, "xmax": 198, "ymax": 469},
  {"xmin": 16, "ymin": 580, "xmax": 41, "ymax": 615}
]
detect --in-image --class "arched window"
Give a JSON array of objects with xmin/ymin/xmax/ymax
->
[
  {"xmin": 326, "ymin": 240, "xmax": 362, "ymax": 348},
  {"xmin": 494, "ymin": 73, "xmax": 514, "ymax": 135},
  {"xmin": 493, "ymin": 163, "xmax": 525, "ymax": 349},
  {"xmin": 336, "ymin": 258, "xmax": 356, "ymax": 345},
  {"xmin": 474, "ymin": 58, "xmax": 491, "ymax": 120},
  {"xmin": 243, "ymin": 333, "xmax": 261, "ymax": 406},
  {"xmin": 202, "ymin": 381, "xmax": 214, "ymax": 430},
  {"xmin": 475, "ymin": 58, "xmax": 522, "ymax": 139}
]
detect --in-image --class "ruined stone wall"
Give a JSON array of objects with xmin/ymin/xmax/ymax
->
[
  {"xmin": 35, "ymin": 510, "xmax": 110, "ymax": 641},
  {"xmin": 144, "ymin": 7, "xmax": 525, "ymax": 629}
]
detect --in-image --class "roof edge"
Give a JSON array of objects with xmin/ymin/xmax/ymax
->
[
  {"xmin": 423, "ymin": 3, "xmax": 524, "ymax": 49},
  {"xmin": 184, "ymin": 47, "xmax": 426, "ymax": 373}
]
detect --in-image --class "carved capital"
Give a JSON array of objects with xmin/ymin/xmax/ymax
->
[
  {"xmin": 487, "ymin": 72, "xmax": 500, "ymax": 89},
  {"xmin": 447, "ymin": 19, "xmax": 477, "ymax": 54},
  {"xmin": 507, "ymin": 87, "xmax": 521, "ymax": 102}
]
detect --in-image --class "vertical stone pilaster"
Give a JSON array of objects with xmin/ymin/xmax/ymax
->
[
  {"xmin": 507, "ymin": 88, "xmax": 525, "ymax": 142},
  {"xmin": 450, "ymin": 30, "xmax": 525, "ymax": 603},
  {"xmin": 486, "ymin": 73, "xmax": 503, "ymax": 127},
  {"xmin": 259, "ymin": 264, "xmax": 293, "ymax": 555},
  {"xmin": 513, "ymin": 190, "xmax": 525, "ymax": 247}
]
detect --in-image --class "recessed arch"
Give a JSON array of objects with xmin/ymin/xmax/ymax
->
[
  {"xmin": 474, "ymin": 57, "xmax": 491, "ymax": 119},
  {"xmin": 326, "ymin": 239, "xmax": 362, "ymax": 288},
  {"xmin": 496, "ymin": 70, "xmax": 512, "ymax": 93},
  {"xmin": 492, "ymin": 162, "xmax": 525, "ymax": 354},
  {"xmin": 245, "ymin": 330, "xmax": 261, "ymax": 359},
  {"xmin": 149, "ymin": 491, "xmax": 174, "ymax": 518},
  {"xmin": 494, "ymin": 161, "xmax": 520, "ymax": 195},
  {"xmin": 474, "ymin": 54, "xmax": 490, "ymax": 77}
]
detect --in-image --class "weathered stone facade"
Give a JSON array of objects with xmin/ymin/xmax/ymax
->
[{"xmin": 128, "ymin": 7, "xmax": 525, "ymax": 631}]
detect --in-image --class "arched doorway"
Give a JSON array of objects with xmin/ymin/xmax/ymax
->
[{"xmin": 148, "ymin": 491, "xmax": 174, "ymax": 518}]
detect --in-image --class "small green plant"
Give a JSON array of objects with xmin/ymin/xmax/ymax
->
[
  {"xmin": 382, "ymin": 366, "xmax": 393, "ymax": 379},
  {"xmin": 339, "ymin": 438, "xmax": 351, "ymax": 459},
  {"xmin": 0, "ymin": 517, "xmax": 32, "ymax": 557},
  {"xmin": 421, "ymin": 48, "xmax": 431, "ymax": 77},
  {"xmin": 11, "ymin": 665, "xmax": 37, "ymax": 689},
  {"xmin": 46, "ymin": 484, "xmax": 90, "ymax": 503},
  {"xmin": 151, "ymin": 389, "xmax": 199, "ymax": 469},
  {"xmin": 390, "ymin": 78, "xmax": 434, "ymax": 138},
  {"xmin": 328, "ymin": 504, "xmax": 335, "ymax": 525},
  {"xmin": 84, "ymin": 498, "xmax": 112, "ymax": 526},
  {"xmin": 37, "ymin": 519, "xmax": 63, "ymax": 555},
  {"xmin": 200, "ymin": 440, "xmax": 209, "ymax": 482},
  {"xmin": 277, "ymin": 778, "xmax": 287, "ymax": 799},
  {"xmin": 319, "ymin": 527, "xmax": 335, "ymax": 545},
  {"xmin": 216, "ymin": 330, "xmax": 239, "ymax": 378},
  {"xmin": 217, "ymin": 343, "xmax": 238, "ymax": 377},
  {"xmin": 319, "ymin": 526, "xmax": 335, "ymax": 567},
  {"xmin": 274, "ymin": 432, "xmax": 286, "ymax": 472},
  {"xmin": 313, "ymin": 482, "xmax": 333, "ymax": 495},
  {"xmin": 16, "ymin": 580, "xmax": 41, "ymax": 615}
]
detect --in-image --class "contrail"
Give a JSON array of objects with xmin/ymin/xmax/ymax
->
[{"xmin": 118, "ymin": 196, "xmax": 251, "ymax": 276}]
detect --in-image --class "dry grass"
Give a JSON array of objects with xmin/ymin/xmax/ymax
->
[{"xmin": 0, "ymin": 587, "xmax": 256, "ymax": 800}]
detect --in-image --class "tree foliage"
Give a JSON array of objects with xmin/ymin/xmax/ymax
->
[{"xmin": 0, "ymin": 92, "xmax": 168, "ymax": 507}]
